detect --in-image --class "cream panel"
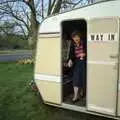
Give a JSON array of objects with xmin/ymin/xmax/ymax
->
[
  {"xmin": 88, "ymin": 17, "xmax": 118, "ymax": 33},
  {"xmin": 88, "ymin": 18, "xmax": 119, "ymax": 61},
  {"xmin": 35, "ymin": 37, "xmax": 61, "ymax": 75},
  {"xmin": 87, "ymin": 64, "xmax": 117, "ymax": 115},
  {"xmin": 88, "ymin": 42, "xmax": 118, "ymax": 61},
  {"xmin": 35, "ymin": 80, "xmax": 61, "ymax": 104}
]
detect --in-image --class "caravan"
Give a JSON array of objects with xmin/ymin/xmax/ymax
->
[{"xmin": 34, "ymin": 0, "xmax": 120, "ymax": 119}]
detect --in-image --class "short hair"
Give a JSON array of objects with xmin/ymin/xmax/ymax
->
[{"xmin": 71, "ymin": 31, "xmax": 81, "ymax": 38}]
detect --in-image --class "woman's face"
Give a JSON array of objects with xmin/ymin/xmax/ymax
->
[{"xmin": 72, "ymin": 35, "xmax": 81, "ymax": 44}]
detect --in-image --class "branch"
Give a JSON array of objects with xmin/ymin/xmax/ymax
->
[
  {"xmin": 49, "ymin": 0, "xmax": 56, "ymax": 15},
  {"xmin": 41, "ymin": 0, "xmax": 44, "ymax": 18},
  {"xmin": 16, "ymin": 22, "xmax": 28, "ymax": 39},
  {"xmin": 0, "ymin": 0, "xmax": 23, "ymax": 4},
  {"xmin": 35, "ymin": 0, "xmax": 40, "ymax": 9},
  {"xmin": 47, "ymin": 0, "xmax": 52, "ymax": 16},
  {"xmin": 70, "ymin": 0, "xmax": 83, "ymax": 8},
  {"xmin": 25, "ymin": 0, "xmax": 36, "ymax": 16},
  {"xmin": 6, "ymin": 2, "xmax": 31, "ymax": 33},
  {"xmin": 21, "ymin": 5, "xmax": 30, "ymax": 23},
  {"xmin": 0, "ymin": 15, "xmax": 4, "ymax": 20},
  {"xmin": 51, "ymin": 0, "xmax": 62, "ymax": 14},
  {"xmin": 0, "ymin": 0, "xmax": 35, "ymax": 17}
]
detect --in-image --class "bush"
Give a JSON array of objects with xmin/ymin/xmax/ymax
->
[
  {"xmin": 17, "ymin": 58, "xmax": 34, "ymax": 64},
  {"xmin": 0, "ymin": 34, "xmax": 29, "ymax": 49}
]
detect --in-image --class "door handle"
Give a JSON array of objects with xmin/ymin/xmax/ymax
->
[{"xmin": 109, "ymin": 54, "xmax": 118, "ymax": 59}]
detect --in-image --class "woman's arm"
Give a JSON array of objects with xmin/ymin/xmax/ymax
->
[
  {"xmin": 68, "ymin": 42, "xmax": 75, "ymax": 62},
  {"xmin": 67, "ymin": 42, "xmax": 75, "ymax": 67}
]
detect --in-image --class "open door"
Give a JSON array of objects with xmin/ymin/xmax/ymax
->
[{"xmin": 87, "ymin": 17, "xmax": 119, "ymax": 116}]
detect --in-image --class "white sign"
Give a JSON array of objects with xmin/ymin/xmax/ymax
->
[{"xmin": 88, "ymin": 33, "xmax": 118, "ymax": 42}]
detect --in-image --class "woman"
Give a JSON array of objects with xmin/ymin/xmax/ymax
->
[{"xmin": 68, "ymin": 31, "xmax": 86, "ymax": 102}]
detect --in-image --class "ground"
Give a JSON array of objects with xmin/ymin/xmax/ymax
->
[{"xmin": 0, "ymin": 62, "xmax": 113, "ymax": 120}]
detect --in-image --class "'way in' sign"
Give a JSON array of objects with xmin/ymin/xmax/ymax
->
[{"xmin": 88, "ymin": 33, "xmax": 117, "ymax": 42}]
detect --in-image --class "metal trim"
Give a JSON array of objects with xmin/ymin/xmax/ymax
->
[
  {"xmin": 88, "ymin": 61, "xmax": 116, "ymax": 65},
  {"xmin": 43, "ymin": 101, "xmax": 120, "ymax": 119},
  {"xmin": 88, "ymin": 104, "xmax": 115, "ymax": 115},
  {"xmin": 61, "ymin": 103, "xmax": 119, "ymax": 120},
  {"xmin": 115, "ymin": 17, "xmax": 120, "ymax": 116},
  {"xmin": 38, "ymin": 32, "xmax": 60, "ymax": 38},
  {"xmin": 34, "ymin": 74, "xmax": 61, "ymax": 83}
]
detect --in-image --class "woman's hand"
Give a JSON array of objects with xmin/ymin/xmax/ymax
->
[
  {"xmin": 80, "ymin": 53, "xmax": 85, "ymax": 58},
  {"xmin": 80, "ymin": 53, "xmax": 85, "ymax": 60},
  {"xmin": 68, "ymin": 59, "xmax": 73, "ymax": 68}
]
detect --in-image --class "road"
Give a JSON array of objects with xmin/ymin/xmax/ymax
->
[{"xmin": 0, "ymin": 53, "xmax": 32, "ymax": 62}]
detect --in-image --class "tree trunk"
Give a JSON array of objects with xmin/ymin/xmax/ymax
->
[
  {"xmin": 28, "ymin": 0, "xmax": 62, "ymax": 58},
  {"xmin": 27, "ymin": 0, "xmax": 39, "ymax": 58}
]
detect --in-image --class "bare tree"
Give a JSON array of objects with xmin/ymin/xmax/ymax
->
[
  {"xmin": 0, "ymin": 0, "xmax": 93, "ymax": 56},
  {"xmin": 0, "ymin": 0, "xmax": 65, "ymax": 56}
]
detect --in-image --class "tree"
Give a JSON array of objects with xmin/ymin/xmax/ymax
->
[
  {"xmin": 0, "ymin": 21, "xmax": 15, "ymax": 35},
  {"xmin": 0, "ymin": 21, "xmax": 29, "ymax": 49},
  {"xmin": 0, "ymin": 0, "xmax": 94, "ymax": 56}
]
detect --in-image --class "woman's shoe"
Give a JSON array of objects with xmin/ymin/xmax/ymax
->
[
  {"xmin": 80, "ymin": 91, "xmax": 84, "ymax": 98},
  {"xmin": 72, "ymin": 97, "xmax": 79, "ymax": 103}
]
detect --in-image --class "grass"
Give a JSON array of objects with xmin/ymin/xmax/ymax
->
[
  {"xmin": 0, "ymin": 50, "xmax": 32, "ymax": 54},
  {"xmin": 0, "ymin": 62, "xmax": 112, "ymax": 120}
]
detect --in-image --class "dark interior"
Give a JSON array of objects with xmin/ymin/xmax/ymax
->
[{"xmin": 61, "ymin": 20, "xmax": 87, "ymax": 106}]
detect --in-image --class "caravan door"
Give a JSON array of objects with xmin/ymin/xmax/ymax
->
[{"xmin": 87, "ymin": 17, "xmax": 119, "ymax": 116}]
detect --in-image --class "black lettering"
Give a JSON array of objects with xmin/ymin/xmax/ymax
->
[
  {"xmin": 91, "ymin": 35, "xmax": 94, "ymax": 40},
  {"xmin": 111, "ymin": 34, "xmax": 115, "ymax": 40},
  {"xmin": 108, "ymin": 34, "xmax": 110, "ymax": 40},
  {"xmin": 96, "ymin": 35, "xmax": 99, "ymax": 40},
  {"xmin": 100, "ymin": 35, "xmax": 103, "ymax": 40}
]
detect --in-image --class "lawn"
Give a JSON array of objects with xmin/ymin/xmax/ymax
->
[{"xmin": 0, "ymin": 62, "xmax": 112, "ymax": 120}]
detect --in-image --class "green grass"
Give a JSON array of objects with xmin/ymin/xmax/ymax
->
[{"xmin": 0, "ymin": 62, "xmax": 112, "ymax": 120}]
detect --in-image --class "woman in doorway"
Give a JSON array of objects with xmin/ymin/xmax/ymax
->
[{"xmin": 68, "ymin": 31, "xmax": 86, "ymax": 102}]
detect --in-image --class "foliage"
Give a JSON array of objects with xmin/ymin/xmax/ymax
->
[
  {"xmin": 17, "ymin": 58, "xmax": 34, "ymax": 64},
  {"xmin": 0, "ymin": 21, "xmax": 29, "ymax": 49},
  {"xmin": 0, "ymin": 34, "xmax": 29, "ymax": 49}
]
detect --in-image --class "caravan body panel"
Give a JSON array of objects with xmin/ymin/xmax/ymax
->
[{"xmin": 35, "ymin": 36, "xmax": 61, "ymax": 104}]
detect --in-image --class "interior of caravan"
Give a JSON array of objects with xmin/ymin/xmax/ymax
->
[{"xmin": 61, "ymin": 19, "xmax": 87, "ymax": 107}]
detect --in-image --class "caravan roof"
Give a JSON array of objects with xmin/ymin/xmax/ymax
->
[{"xmin": 39, "ymin": 0, "xmax": 120, "ymax": 34}]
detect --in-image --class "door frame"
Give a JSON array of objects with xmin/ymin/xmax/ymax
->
[{"xmin": 60, "ymin": 18, "xmax": 88, "ymax": 104}]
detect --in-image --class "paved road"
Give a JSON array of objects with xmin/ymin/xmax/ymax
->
[{"xmin": 0, "ymin": 53, "xmax": 32, "ymax": 62}]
